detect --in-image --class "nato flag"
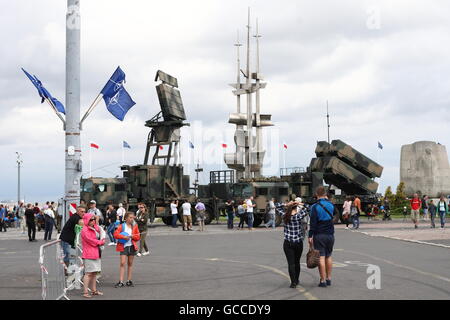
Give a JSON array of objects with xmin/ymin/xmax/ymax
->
[
  {"xmin": 123, "ymin": 141, "xmax": 131, "ymax": 149},
  {"xmin": 100, "ymin": 66, "xmax": 136, "ymax": 121},
  {"xmin": 21, "ymin": 68, "xmax": 66, "ymax": 114},
  {"xmin": 189, "ymin": 141, "xmax": 195, "ymax": 149}
]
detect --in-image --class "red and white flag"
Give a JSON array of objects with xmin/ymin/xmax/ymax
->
[
  {"xmin": 222, "ymin": 143, "xmax": 228, "ymax": 148},
  {"xmin": 283, "ymin": 143, "xmax": 288, "ymax": 149},
  {"xmin": 69, "ymin": 203, "xmax": 77, "ymax": 216},
  {"xmin": 90, "ymin": 142, "xmax": 99, "ymax": 149}
]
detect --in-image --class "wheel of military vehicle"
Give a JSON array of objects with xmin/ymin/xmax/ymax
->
[
  {"xmin": 162, "ymin": 216, "xmax": 172, "ymax": 225},
  {"xmin": 253, "ymin": 215, "xmax": 263, "ymax": 228}
]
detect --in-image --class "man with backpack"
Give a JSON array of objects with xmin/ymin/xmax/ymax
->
[{"xmin": 308, "ymin": 186, "xmax": 335, "ymax": 288}]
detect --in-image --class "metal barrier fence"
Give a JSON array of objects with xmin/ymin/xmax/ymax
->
[
  {"xmin": 38, "ymin": 240, "xmax": 69, "ymax": 300},
  {"xmin": 66, "ymin": 233, "xmax": 84, "ymax": 291}
]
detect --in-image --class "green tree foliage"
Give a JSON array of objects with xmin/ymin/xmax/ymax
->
[{"xmin": 393, "ymin": 182, "xmax": 409, "ymax": 209}]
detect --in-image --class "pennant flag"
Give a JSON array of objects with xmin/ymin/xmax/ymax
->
[
  {"xmin": 69, "ymin": 203, "xmax": 77, "ymax": 216},
  {"xmin": 100, "ymin": 66, "xmax": 136, "ymax": 121},
  {"xmin": 159, "ymin": 145, "xmax": 164, "ymax": 150},
  {"xmin": 189, "ymin": 141, "xmax": 195, "ymax": 149},
  {"xmin": 222, "ymin": 143, "xmax": 228, "ymax": 148},
  {"xmin": 90, "ymin": 142, "xmax": 99, "ymax": 149},
  {"xmin": 21, "ymin": 68, "xmax": 65, "ymax": 114},
  {"xmin": 283, "ymin": 143, "xmax": 288, "ymax": 149},
  {"xmin": 378, "ymin": 142, "xmax": 383, "ymax": 150},
  {"xmin": 123, "ymin": 141, "xmax": 131, "ymax": 149}
]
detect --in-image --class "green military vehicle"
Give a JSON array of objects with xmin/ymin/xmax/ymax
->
[
  {"xmin": 80, "ymin": 177, "xmax": 128, "ymax": 213},
  {"xmin": 283, "ymin": 139, "xmax": 383, "ymax": 223}
]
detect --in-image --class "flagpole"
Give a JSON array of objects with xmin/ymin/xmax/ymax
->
[
  {"xmin": 283, "ymin": 147, "xmax": 286, "ymax": 171},
  {"xmin": 80, "ymin": 93, "xmax": 103, "ymax": 127},
  {"xmin": 45, "ymin": 98, "xmax": 66, "ymax": 126},
  {"xmin": 122, "ymin": 144, "xmax": 124, "ymax": 166},
  {"xmin": 90, "ymin": 144, "xmax": 92, "ymax": 178}
]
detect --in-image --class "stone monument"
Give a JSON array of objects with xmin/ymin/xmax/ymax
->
[{"xmin": 400, "ymin": 141, "xmax": 450, "ymax": 197}]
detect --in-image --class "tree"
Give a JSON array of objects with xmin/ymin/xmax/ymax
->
[
  {"xmin": 384, "ymin": 186, "xmax": 395, "ymax": 204},
  {"xmin": 393, "ymin": 182, "xmax": 409, "ymax": 209}
]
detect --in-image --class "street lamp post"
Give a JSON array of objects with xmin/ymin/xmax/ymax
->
[{"xmin": 16, "ymin": 152, "xmax": 23, "ymax": 204}]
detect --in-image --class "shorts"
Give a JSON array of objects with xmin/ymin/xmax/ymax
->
[
  {"xmin": 183, "ymin": 215, "xmax": 192, "ymax": 225},
  {"xmin": 313, "ymin": 234, "xmax": 335, "ymax": 257},
  {"xmin": 120, "ymin": 245, "xmax": 137, "ymax": 256},
  {"xmin": 411, "ymin": 209, "xmax": 420, "ymax": 221},
  {"xmin": 196, "ymin": 210, "xmax": 205, "ymax": 221}
]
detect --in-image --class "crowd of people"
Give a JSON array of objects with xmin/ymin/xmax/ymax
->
[
  {"xmin": 408, "ymin": 193, "xmax": 448, "ymax": 229},
  {"xmin": 0, "ymin": 201, "xmax": 61, "ymax": 241}
]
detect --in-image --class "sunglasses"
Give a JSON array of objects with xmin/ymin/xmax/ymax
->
[{"xmin": 89, "ymin": 218, "xmax": 96, "ymax": 221}]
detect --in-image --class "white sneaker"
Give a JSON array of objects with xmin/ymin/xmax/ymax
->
[
  {"xmin": 142, "ymin": 251, "xmax": 150, "ymax": 256},
  {"xmin": 136, "ymin": 253, "xmax": 142, "ymax": 257},
  {"xmin": 108, "ymin": 242, "xmax": 115, "ymax": 246}
]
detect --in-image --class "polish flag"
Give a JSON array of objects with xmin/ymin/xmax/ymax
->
[
  {"xmin": 69, "ymin": 203, "xmax": 77, "ymax": 216},
  {"xmin": 283, "ymin": 143, "xmax": 288, "ymax": 149},
  {"xmin": 90, "ymin": 142, "xmax": 99, "ymax": 149},
  {"xmin": 222, "ymin": 143, "xmax": 227, "ymax": 148}
]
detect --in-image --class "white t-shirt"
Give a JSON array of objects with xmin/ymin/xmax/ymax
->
[
  {"xmin": 246, "ymin": 199, "xmax": 254, "ymax": 213},
  {"xmin": 170, "ymin": 203, "xmax": 178, "ymax": 215},
  {"xmin": 117, "ymin": 207, "xmax": 126, "ymax": 218},
  {"xmin": 123, "ymin": 223, "xmax": 132, "ymax": 248},
  {"xmin": 44, "ymin": 208, "xmax": 55, "ymax": 219},
  {"xmin": 182, "ymin": 203, "xmax": 191, "ymax": 216}
]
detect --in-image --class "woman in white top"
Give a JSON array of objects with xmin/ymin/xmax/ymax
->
[{"xmin": 342, "ymin": 196, "xmax": 352, "ymax": 229}]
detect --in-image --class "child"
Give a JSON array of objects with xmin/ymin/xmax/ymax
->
[
  {"xmin": 74, "ymin": 219, "xmax": 84, "ymax": 248},
  {"xmin": 114, "ymin": 212, "xmax": 140, "ymax": 288}
]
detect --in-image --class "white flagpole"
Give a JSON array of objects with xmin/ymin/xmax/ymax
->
[
  {"xmin": 80, "ymin": 93, "xmax": 104, "ymax": 127},
  {"xmin": 89, "ymin": 142, "xmax": 92, "ymax": 178},
  {"xmin": 122, "ymin": 144, "xmax": 125, "ymax": 166}
]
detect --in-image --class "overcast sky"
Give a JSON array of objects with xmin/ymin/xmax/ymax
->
[{"xmin": 1, "ymin": 0, "xmax": 450, "ymax": 202}]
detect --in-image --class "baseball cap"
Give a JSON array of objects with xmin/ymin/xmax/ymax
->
[{"xmin": 90, "ymin": 200, "xmax": 96, "ymax": 204}]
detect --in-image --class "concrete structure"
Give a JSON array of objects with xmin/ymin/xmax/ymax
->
[{"xmin": 400, "ymin": 141, "xmax": 450, "ymax": 197}]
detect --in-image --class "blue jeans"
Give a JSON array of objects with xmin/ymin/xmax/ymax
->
[
  {"xmin": 107, "ymin": 223, "xmax": 116, "ymax": 243},
  {"xmin": 247, "ymin": 212, "xmax": 254, "ymax": 228},
  {"xmin": 61, "ymin": 240, "xmax": 72, "ymax": 264},
  {"xmin": 172, "ymin": 214, "xmax": 178, "ymax": 228},
  {"xmin": 266, "ymin": 213, "xmax": 275, "ymax": 228},
  {"xmin": 352, "ymin": 215, "xmax": 360, "ymax": 229},
  {"xmin": 439, "ymin": 212, "xmax": 446, "ymax": 227},
  {"xmin": 227, "ymin": 212, "xmax": 234, "ymax": 229},
  {"xmin": 44, "ymin": 217, "xmax": 54, "ymax": 240}
]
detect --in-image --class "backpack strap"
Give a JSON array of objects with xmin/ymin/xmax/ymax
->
[{"xmin": 316, "ymin": 201, "xmax": 334, "ymax": 220}]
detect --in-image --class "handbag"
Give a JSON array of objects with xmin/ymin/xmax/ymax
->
[{"xmin": 306, "ymin": 245, "xmax": 320, "ymax": 269}]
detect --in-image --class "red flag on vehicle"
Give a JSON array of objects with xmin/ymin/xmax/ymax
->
[
  {"xmin": 90, "ymin": 142, "xmax": 99, "ymax": 149},
  {"xmin": 222, "ymin": 143, "xmax": 227, "ymax": 148}
]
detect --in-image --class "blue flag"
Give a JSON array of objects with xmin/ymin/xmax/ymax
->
[
  {"xmin": 21, "ymin": 68, "xmax": 66, "ymax": 114},
  {"xmin": 100, "ymin": 66, "xmax": 136, "ymax": 121},
  {"xmin": 189, "ymin": 141, "xmax": 194, "ymax": 149},
  {"xmin": 123, "ymin": 141, "xmax": 131, "ymax": 149},
  {"xmin": 378, "ymin": 142, "xmax": 383, "ymax": 150}
]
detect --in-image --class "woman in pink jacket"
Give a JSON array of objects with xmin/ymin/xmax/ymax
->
[{"xmin": 81, "ymin": 213, "xmax": 105, "ymax": 298}]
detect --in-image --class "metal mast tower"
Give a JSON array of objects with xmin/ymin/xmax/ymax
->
[
  {"xmin": 64, "ymin": 0, "xmax": 82, "ymax": 225},
  {"xmin": 16, "ymin": 152, "xmax": 23, "ymax": 204}
]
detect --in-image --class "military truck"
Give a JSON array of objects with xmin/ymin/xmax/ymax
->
[
  {"xmin": 80, "ymin": 177, "xmax": 128, "ymax": 210},
  {"xmin": 283, "ymin": 139, "xmax": 383, "ymax": 223}
]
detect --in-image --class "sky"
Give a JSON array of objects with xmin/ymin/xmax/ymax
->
[{"xmin": 1, "ymin": 0, "xmax": 450, "ymax": 202}]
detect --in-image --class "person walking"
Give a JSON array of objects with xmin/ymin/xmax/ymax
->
[
  {"xmin": 181, "ymin": 200, "xmax": 193, "ymax": 231},
  {"xmin": 342, "ymin": 196, "xmax": 352, "ymax": 229},
  {"xmin": 0, "ymin": 204, "xmax": 6, "ymax": 232},
  {"xmin": 351, "ymin": 197, "xmax": 360, "ymax": 229},
  {"xmin": 422, "ymin": 195, "xmax": 429, "ymax": 221},
  {"xmin": 24, "ymin": 203, "xmax": 36, "ymax": 242},
  {"xmin": 195, "ymin": 200, "xmax": 206, "ymax": 232},
  {"xmin": 114, "ymin": 212, "xmax": 140, "ymax": 288},
  {"xmin": 410, "ymin": 193, "xmax": 421, "ymax": 229},
  {"xmin": 429, "ymin": 199, "xmax": 437, "ymax": 228},
  {"xmin": 225, "ymin": 200, "xmax": 234, "ymax": 229},
  {"xmin": 116, "ymin": 203, "xmax": 126, "ymax": 224},
  {"xmin": 60, "ymin": 206, "xmax": 86, "ymax": 268},
  {"xmin": 136, "ymin": 203, "xmax": 149, "ymax": 256},
  {"xmin": 170, "ymin": 200, "xmax": 179, "ymax": 228},
  {"xmin": 436, "ymin": 195, "xmax": 448, "ymax": 228},
  {"xmin": 81, "ymin": 213, "xmax": 105, "ymax": 298},
  {"xmin": 43, "ymin": 205, "xmax": 56, "ymax": 241},
  {"xmin": 283, "ymin": 199, "xmax": 308, "ymax": 288},
  {"xmin": 246, "ymin": 197, "xmax": 256, "ymax": 230},
  {"xmin": 106, "ymin": 204, "xmax": 117, "ymax": 246},
  {"xmin": 265, "ymin": 198, "xmax": 276, "ymax": 229},
  {"xmin": 308, "ymin": 186, "xmax": 335, "ymax": 288},
  {"xmin": 237, "ymin": 201, "xmax": 246, "ymax": 229},
  {"xmin": 16, "ymin": 202, "xmax": 26, "ymax": 234}
]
